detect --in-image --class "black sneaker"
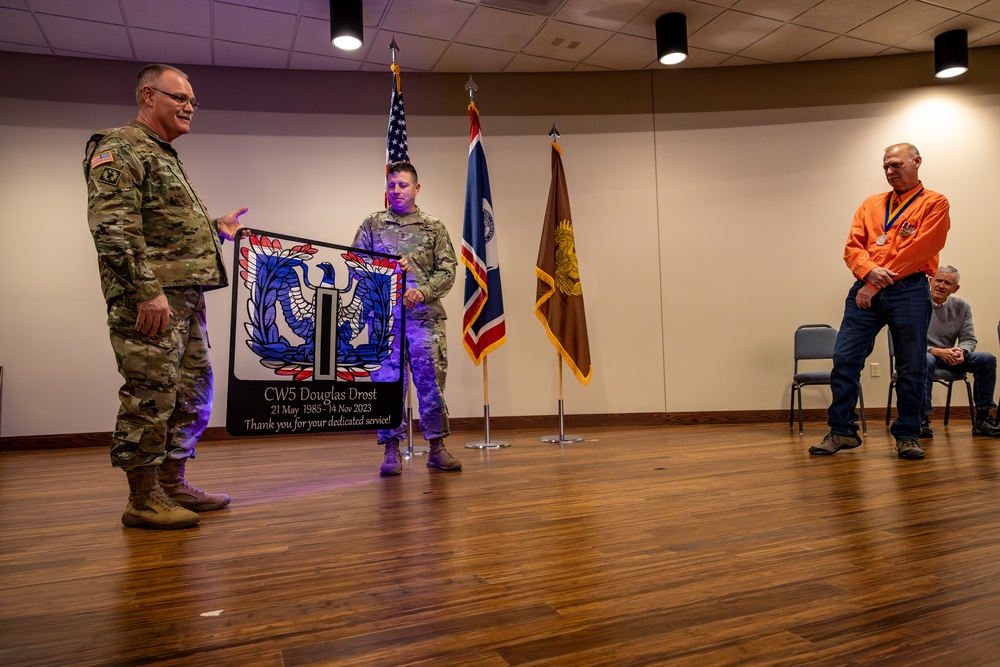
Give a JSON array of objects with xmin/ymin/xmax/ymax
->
[
  {"xmin": 972, "ymin": 415, "xmax": 1000, "ymax": 438},
  {"xmin": 809, "ymin": 432, "xmax": 862, "ymax": 455},
  {"xmin": 919, "ymin": 420, "xmax": 933, "ymax": 438},
  {"xmin": 896, "ymin": 439, "xmax": 925, "ymax": 460}
]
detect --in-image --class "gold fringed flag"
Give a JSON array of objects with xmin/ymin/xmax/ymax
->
[
  {"xmin": 535, "ymin": 142, "xmax": 592, "ymax": 385},
  {"xmin": 461, "ymin": 102, "xmax": 506, "ymax": 364}
]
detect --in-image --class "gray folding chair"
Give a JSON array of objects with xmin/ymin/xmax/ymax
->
[
  {"xmin": 886, "ymin": 330, "xmax": 973, "ymax": 426},
  {"xmin": 791, "ymin": 324, "xmax": 866, "ymax": 435}
]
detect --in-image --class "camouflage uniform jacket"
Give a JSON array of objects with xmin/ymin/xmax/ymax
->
[
  {"xmin": 353, "ymin": 206, "xmax": 456, "ymax": 321},
  {"xmin": 84, "ymin": 120, "xmax": 228, "ymax": 304}
]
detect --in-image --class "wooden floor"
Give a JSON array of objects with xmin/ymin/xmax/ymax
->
[{"xmin": 4, "ymin": 423, "xmax": 1000, "ymax": 666}]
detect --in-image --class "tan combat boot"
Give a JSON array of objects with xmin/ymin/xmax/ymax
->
[
  {"xmin": 427, "ymin": 437, "xmax": 462, "ymax": 471},
  {"xmin": 122, "ymin": 466, "xmax": 200, "ymax": 529},
  {"xmin": 380, "ymin": 439, "xmax": 403, "ymax": 476},
  {"xmin": 159, "ymin": 458, "xmax": 231, "ymax": 511}
]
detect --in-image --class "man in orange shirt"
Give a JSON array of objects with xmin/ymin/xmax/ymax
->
[{"xmin": 810, "ymin": 143, "xmax": 950, "ymax": 460}]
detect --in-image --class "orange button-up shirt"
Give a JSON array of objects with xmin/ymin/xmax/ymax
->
[{"xmin": 843, "ymin": 182, "xmax": 950, "ymax": 292}]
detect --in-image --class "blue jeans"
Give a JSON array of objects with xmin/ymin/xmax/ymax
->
[
  {"xmin": 828, "ymin": 274, "xmax": 931, "ymax": 440},
  {"xmin": 924, "ymin": 351, "xmax": 997, "ymax": 419}
]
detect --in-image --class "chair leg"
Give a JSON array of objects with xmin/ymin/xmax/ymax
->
[
  {"xmin": 965, "ymin": 379, "xmax": 975, "ymax": 424},
  {"xmin": 859, "ymin": 385, "xmax": 867, "ymax": 435},
  {"xmin": 885, "ymin": 381, "xmax": 894, "ymax": 426},
  {"xmin": 790, "ymin": 385, "xmax": 796, "ymax": 429},
  {"xmin": 797, "ymin": 389, "xmax": 804, "ymax": 436},
  {"xmin": 944, "ymin": 382, "xmax": 954, "ymax": 425}
]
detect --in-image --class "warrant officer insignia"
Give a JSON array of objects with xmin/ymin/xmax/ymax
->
[{"xmin": 98, "ymin": 166, "xmax": 122, "ymax": 186}]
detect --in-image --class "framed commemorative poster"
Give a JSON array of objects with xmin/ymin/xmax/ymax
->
[{"xmin": 226, "ymin": 230, "xmax": 405, "ymax": 437}]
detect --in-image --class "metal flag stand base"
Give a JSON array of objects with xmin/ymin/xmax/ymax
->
[
  {"xmin": 402, "ymin": 407, "xmax": 428, "ymax": 459},
  {"xmin": 540, "ymin": 398, "xmax": 583, "ymax": 443},
  {"xmin": 541, "ymin": 358, "xmax": 583, "ymax": 443},
  {"xmin": 465, "ymin": 358, "xmax": 510, "ymax": 449},
  {"xmin": 401, "ymin": 340, "xmax": 426, "ymax": 459},
  {"xmin": 466, "ymin": 404, "xmax": 510, "ymax": 449}
]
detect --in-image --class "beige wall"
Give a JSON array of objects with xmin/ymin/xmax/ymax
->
[{"xmin": 1, "ymin": 51, "xmax": 999, "ymax": 437}]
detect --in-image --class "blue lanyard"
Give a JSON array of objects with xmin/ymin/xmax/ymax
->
[{"xmin": 884, "ymin": 187, "xmax": 923, "ymax": 232}]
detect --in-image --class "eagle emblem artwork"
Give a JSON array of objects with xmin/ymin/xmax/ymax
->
[
  {"xmin": 553, "ymin": 219, "xmax": 583, "ymax": 297},
  {"xmin": 226, "ymin": 231, "xmax": 407, "ymax": 437}
]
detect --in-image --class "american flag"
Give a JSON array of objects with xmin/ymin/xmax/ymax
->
[{"xmin": 386, "ymin": 63, "xmax": 408, "ymax": 164}]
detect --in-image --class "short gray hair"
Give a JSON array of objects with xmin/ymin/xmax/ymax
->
[
  {"xmin": 884, "ymin": 143, "xmax": 920, "ymax": 158},
  {"xmin": 135, "ymin": 64, "xmax": 188, "ymax": 105},
  {"xmin": 938, "ymin": 265, "xmax": 960, "ymax": 283}
]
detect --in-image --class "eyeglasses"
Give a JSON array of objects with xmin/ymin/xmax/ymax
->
[{"xmin": 149, "ymin": 87, "xmax": 200, "ymax": 110}]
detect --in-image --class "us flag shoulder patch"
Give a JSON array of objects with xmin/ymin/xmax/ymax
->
[{"xmin": 91, "ymin": 150, "xmax": 114, "ymax": 168}]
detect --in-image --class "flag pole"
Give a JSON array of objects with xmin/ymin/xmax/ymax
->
[
  {"xmin": 388, "ymin": 39, "xmax": 425, "ymax": 459},
  {"xmin": 463, "ymin": 75, "xmax": 509, "ymax": 450},
  {"xmin": 540, "ymin": 334, "xmax": 583, "ymax": 446},
  {"xmin": 539, "ymin": 123, "xmax": 583, "ymax": 444}
]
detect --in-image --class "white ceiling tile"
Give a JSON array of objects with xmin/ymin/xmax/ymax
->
[
  {"xmin": 0, "ymin": 7, "xmax": 45, "ymax": 45},
  {"xmin": 675, "ymin": 45, "xmax": 733, "ymax": 66},
  {"xmin": 122, "ymin": 0, "xmax": 211, "ymax": 38},
  {"xmin": 688, "ymin": 10, "xmax": 784, "ymax": 54},
  {"xmin": 553, "ymin": 0, "xmax": 647, "ymax": 31},
  {"xmin": 896, "ymin": 14, "xmax": 999, "ymax": 51},
  {"xmin": 454, "ymin": 6, "xmax": 545, "ymax": 51},
  {"xmin": 848, "ymin": 0, "xmax": 957, "ymax": 45},
  {"xmin": 1, "ymin": 0, "xmax": 998, "ymax": 73},
  {"xmin": 213, "ymin": 39, "xmax": 289, "ymax": 68},
  {"xmin": 926, "ymin": 0, "xmax": 988, "ymax": 10},
  {"xmin": 793, "ymin": 0, "xmax": 905, "ymax": 34},
  {"xmin": 584, "ymin": 32, "xmax": 657, "ymax": 69},
  {"xmin": 620, "ymin": 0, "xmax": 727, "ymax": 40},
  {"xmin": 215, "ymin": 0, "xmax": 297, "ymax": 14},
  {"xmin": 798, "ymin": 34, "xmax": 890, "ymax": 60},
  {"xmin": 573, "ymin": 62, "xmax": 613, "ymax": 71},
  {"xmin": 300, "ymin": 0, "xmax": 328, "ymax": 20},
  {"xmin": 739, "ymin": 22, "xmax": 836, "ymax": 61},
  {"xmin": 288, "ymin": 50, "xmax": 362, "ymax": 71},
  {"xmin": 970, "ymin": 25, "xmax": 1000, "ymax": 44},
  {"xmin": 480, "ymin": 0, "xmax": 563, "ymax": 16},
  {"xmin": 35, "ymin": 14, "xmax": 132, "ymax": 58},
  {"xmin": 131, "ymin": 28, "xmax": 212, "ymax": 67},
  {"xmin": 294, "ymin": 15, "xmax": 338, "ymax": 57},
  {"xmin": 699, "ymin": 0, "xmax": 741, "ymax": 7},
  {"xmin": 503, "ymin": 53, "xmax": 579, "ymax": 71},
  {"xmin": 730, "ymin": 0, "xmax": 825, "ymax": 22},
  {"xmin": 523, "ymin": 19, "xmax": 613, "ymax": 62},
  {"xmin": 968, "ymin": 0, "xmax": 1000, "ymax": 21},
  {"xmin": 0, "ymin": 40, "xmax": 49, "ymax": 53},
  {"xmin": 433, "ymin": 42, "xmax": 516, "ymax": 72},
  {"xmin": 719, "ymin": 54, "xmax": 768, "ymax": 65},
  {"xmin": 213, "ymin": 2, "xmax": 297, "ymax": 50},
  {"xmin": 381, "ymin": 0, "xmax": 476, "ymax": 41},
  {"xmin": 366, "ymin": 29, "xmax": 451, "ymax": 71},
  {"xmin": 29, "ymin": 0, "xmax": 123, "ymax": 23}
]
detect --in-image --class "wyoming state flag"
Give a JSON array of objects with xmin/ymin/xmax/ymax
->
[{"xmin": 461, "ymin": 103, "xmax": 506, "ymax": 364}]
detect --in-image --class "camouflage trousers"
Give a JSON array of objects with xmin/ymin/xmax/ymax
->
[
  {"xmin": 107, "ymin": 286, "xmax": 213, "ymax": 469},
  {"xmin": 378, "ymin": 318, "xmax": 450, "ymax": 443}
]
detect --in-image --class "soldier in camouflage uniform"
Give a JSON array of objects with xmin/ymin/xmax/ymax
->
[
  {"xmin": 353, "ymin": 161, "xmax": 462, "ymax": 475},
  {"xmin": 84, "ymin": 64, "xmax": 248, "ymax": 529}
]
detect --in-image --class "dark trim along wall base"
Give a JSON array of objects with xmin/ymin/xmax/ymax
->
[{"xmin": 0, "ymin": 407, "xmax": 970, "ymax": 451}]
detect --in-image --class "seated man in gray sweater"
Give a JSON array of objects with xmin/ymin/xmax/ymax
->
[{"xmin": 923, "ymin": 265, "xmax": 1000, "ymax": 438}]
